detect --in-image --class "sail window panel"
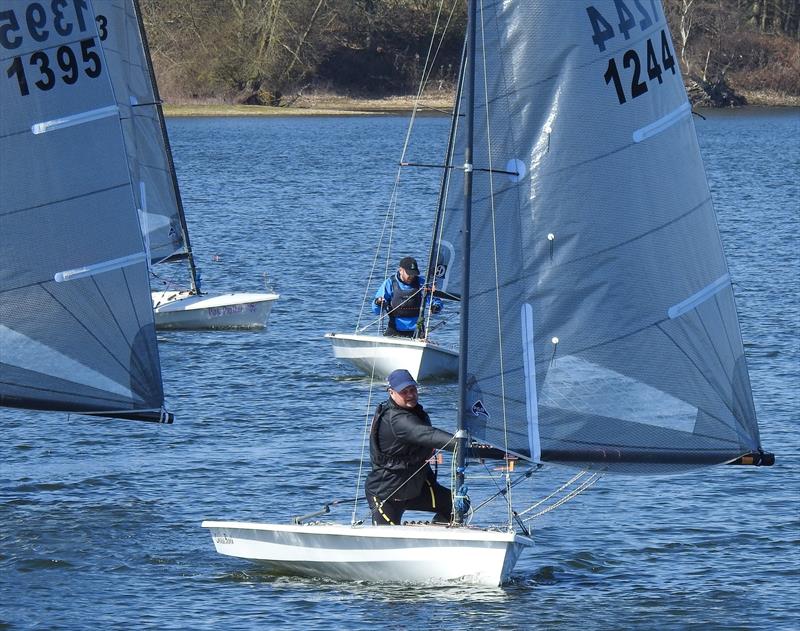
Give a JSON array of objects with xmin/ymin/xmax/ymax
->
[
  {"xmin": 540, "ymin": 322, "xmax": 760, "ymax": 466},
  {"xmin": 123, "ymin": 114, "xmax": 186, "ymax": 263},
  {"xmin": 0, "ymin": 323, "xmax": 134, "ymax": 400},
  {"xmin": 539, "ymin": 355, "xmax": 697, "ymax": 434},
  {"xmin": 0, "ymin": 275, "xmax": 163, "ymax": 414}
]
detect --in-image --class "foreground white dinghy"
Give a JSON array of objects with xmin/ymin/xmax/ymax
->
[
  {"xmin": 201, "ymin": 521, "xmax": 532, "ymax": 586},
  {"xmin": 102, "ymin": 0, "xmax": 278, "ymax": 331},
  {"xmin": 325, "ymin": 333, "xmax": 458, "ymax": 381},
  {"xmin": 152, "ymin": 290, "xmax": 279, "ymax": 330},
  {"xmin": 204, "ymin": 0, "xmax": 774, "ymax": 588}
]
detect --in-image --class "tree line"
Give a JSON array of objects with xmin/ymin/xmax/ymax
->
[{"xmin": 139, "ymin": 0, "xmax": 800, "ymax": 107}]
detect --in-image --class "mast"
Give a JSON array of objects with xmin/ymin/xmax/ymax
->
[
  {"xmin": 454, "ymin": 0, "xmax": 477, "ymax": 525},
  {"xmin": 132, "ymin": 0, "xmax": 200, "ymax": 294},
  {"xmin": 423, "ymin": 38, "xmax": 467, "ymax": 304}
]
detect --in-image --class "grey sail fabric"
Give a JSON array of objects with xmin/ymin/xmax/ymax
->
[
  {"xmin": 458, "ymin": 1, "xmax": 761, "ymax": 472},
  {"xmin": 0, "ymin": 0, "xmax": 170, "ymax": 423},
  {"xmin": 99, "ymin": 0, "xmax": 195, "ymax": 281}
]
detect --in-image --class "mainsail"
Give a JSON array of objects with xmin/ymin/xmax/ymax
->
[
  {"xmin": 100, "ymin": 0, "xmax": 198, "ymax": 287},
  {"xmin": 455, "ymin": 1, "xmax": 763, "ymax": 472},
  {"xmin": 0, "ymin": 0, "xmax": 171, "ymax": 423}
]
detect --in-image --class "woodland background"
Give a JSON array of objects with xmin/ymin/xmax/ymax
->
[{"xmin": 139, "ymin": 0, "xmax": 800, "ymax": 107}]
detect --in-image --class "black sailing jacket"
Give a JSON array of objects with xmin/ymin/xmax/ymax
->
[{"xmin": 365, "ymin": 398, "xmax": 454, "ymax": 501}]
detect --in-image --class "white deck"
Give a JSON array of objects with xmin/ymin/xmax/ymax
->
[
  {"xmin": 201, "ymin": 520, "xmax": 532, "ymax": 586},
  {"xmin": 152, "ymin": 290, "xmax": 279, "ymax": 330},
  {"xmin": 325, "ymin": 332, "xmax": 458, "ymax": 381}
]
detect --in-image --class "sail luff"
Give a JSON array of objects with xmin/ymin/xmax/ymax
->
[
  {"xmin": 129, "ymin": 0, "xmax": 199, "ymax": 294},
  {"xmin": 454, "ymin": 0, "xmax": 478, "ymax": 525}
]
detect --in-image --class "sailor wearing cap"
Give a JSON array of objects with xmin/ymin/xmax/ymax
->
[
  {"xmin": 372, "ymin": 257, "xmax": 443, "ymax": 338},
  {"xmin": 365, "ymin": 369, "xmax": 454, "ymax": 525}
]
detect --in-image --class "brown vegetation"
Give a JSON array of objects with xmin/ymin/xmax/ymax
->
[{"xmin": 141, "ymin": 0, "xmax": 800, "ymax": 108}]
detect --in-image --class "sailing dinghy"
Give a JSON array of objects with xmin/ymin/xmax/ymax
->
[
  {"xmin": 326, "ymin": 34, "xmax": 466, "ymax": 382},
  {"xmin": 101, "ymin": 0, "xmax": 279, "ymax": 330},
  {"xmin": 0, "ymin": 0, "xmax": 172, "ymax": 424},
  {"xmin": 204, "ymin": 0, "xmax": 773, "ymax": 586}
]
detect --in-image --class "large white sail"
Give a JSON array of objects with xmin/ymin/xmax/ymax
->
[
  {"xmin": 457, "ymin": 0, "xmax": 761, "ymax": 471},
  {"xmin": 0, "ymin": 0, "xmax": 170, "ymax": 422}
]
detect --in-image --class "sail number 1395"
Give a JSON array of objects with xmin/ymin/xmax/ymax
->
[{"xmin": 1, "ymin": 1, "xmax": 109, "ymax": 97}]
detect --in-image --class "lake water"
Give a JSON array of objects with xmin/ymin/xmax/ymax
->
[{"xmin": 2, "ymin": 108, "xmax": 798, "ymax": 630}]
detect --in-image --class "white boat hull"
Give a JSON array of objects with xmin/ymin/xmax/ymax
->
[
  {"xmin": 201, "ymin": 521, "xmax": 532, "ymax": 586},
  {"xmin": 325, "ymin": 332, "xmax": 458, "ymax": 381},
  {"xmin": 152, "ymin": 290, "xmax": 279, "ymax": 330}
]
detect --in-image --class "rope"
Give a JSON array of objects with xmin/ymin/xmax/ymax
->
[{"xmin": 518, "ymin": 470, "xmax": 605, "ymax": 523}]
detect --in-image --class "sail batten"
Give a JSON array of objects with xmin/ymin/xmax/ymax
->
[{"xmin": 444, "ymin": 0, "xmax": 765, "ymax": 474}]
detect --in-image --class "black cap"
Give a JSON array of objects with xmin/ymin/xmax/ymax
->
[{"xmin": 399, "ymin": 256, "xmax": 420, "ymax": 276}]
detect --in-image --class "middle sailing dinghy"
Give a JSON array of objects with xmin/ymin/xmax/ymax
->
[
  {"xmin": 101, "ymin": 0, "xmax": 279, "ymax": 330},
  {"xmin": 326, "ymin": 31, "xmax": 466, "ymax": 382},
  {"xmin": 204, "ymin": 0, "xmax": 773, "ymax": 586}
]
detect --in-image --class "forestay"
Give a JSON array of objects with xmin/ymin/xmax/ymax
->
[
  {"xmin": 0, "ymin": 0, "xmax": 170, "ymax": 423},
  {"xmin": 453, "ymin": 1, "xmax": 761, "ymax": 472}
]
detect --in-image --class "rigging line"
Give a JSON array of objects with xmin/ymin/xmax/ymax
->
[
  {"xmin": 418, "ymin": 0, "xmax": 460, "ymax": 99},
  {"xmin": 352, "ymin": 360, "xmax": 381, "ymax": 524},
  {"xmin": 470, "ymin": 464, "xmax": 540, "ymax": 515},
  {"xmin": 522, "ymin": 472, "xmax": 604, "ymax": 522},
  {"xmin": 371, "ymin": 0, "xmax": 455, "ymax": 321},
  {"xmin": 363, "ymin": 0, "xmax": 453, "ymax": 319},
  {"xmin": 516, "ymin": 469, "xmax": 590, "ymax": 517},
  {"xmin": 477, "ymin": 0, "xmax": 513, "ymax": 526},
  {"xmin": 421, "ymin": 12, "xmax": 467, "ymax": 338}
]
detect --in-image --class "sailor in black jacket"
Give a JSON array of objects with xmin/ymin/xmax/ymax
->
[{"xmin": 366, "ymin": 369, "xmax": 456, "ymax": 525}]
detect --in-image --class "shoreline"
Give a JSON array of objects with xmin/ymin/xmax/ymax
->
[{"xmin": 163, "ymin": 91, "xmax": 800, "ymax": 117}]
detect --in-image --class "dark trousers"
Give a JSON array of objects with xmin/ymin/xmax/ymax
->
[{"xmin": 369, "ymin": 480, "xmax": 452, "ymax": 525}]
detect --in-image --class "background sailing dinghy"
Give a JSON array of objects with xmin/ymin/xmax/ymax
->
[
  {"xmin": 205, "ymin": 0, "xmax": 773, "ymax": 586},
  {"xmin": 326, "ymin": 39, "xmax": 465, "ymax": 382},
  {"xmin": 325, "ymin": 332, "xmax": 458, "ymax": 382},
  {"xmin": 101, "ymin": 0, "xmax": 279, "ymax": 330},
  {"xmin": 0, "ymin": 0, "xmax": 172, "ymax": 424}
]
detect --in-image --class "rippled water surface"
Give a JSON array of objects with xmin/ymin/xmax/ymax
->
[{"xmin": 2, "ymin": 108, "xmax": 798, "ymax": 630}]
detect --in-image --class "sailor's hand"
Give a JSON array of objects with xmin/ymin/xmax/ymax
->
[{"xmin": 374, "ymin": 297, "xmax": 384, "ymax": 306}]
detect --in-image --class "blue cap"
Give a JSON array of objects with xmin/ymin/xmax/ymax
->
[{"xmin": 387, "ymin": 369, "xmax": 418, "ymax": 392}]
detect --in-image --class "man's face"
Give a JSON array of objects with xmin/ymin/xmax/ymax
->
[
  {"xmin": 389, "ymin": 384, "xmax": 418, "ymax": 409},
  {"xmin": 398, "ymin": 267, "xmax": 418, "ymax": 284}
]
